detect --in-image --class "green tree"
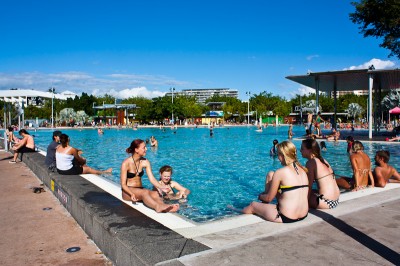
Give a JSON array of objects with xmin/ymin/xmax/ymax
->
[
  {"xmin": 176, "ymin": 96, "xmax": 202, "ymax": 121},
  {"xmin": 350, "ymin": 0, "xmax": 400, "ymax": 59},
  {"xmin": 337, "ymin": 94, "xmax": 367, "ymax": 112},
  {"xmin": 150, "ymin": 96, "xmax": 171, "ymax": 122}
]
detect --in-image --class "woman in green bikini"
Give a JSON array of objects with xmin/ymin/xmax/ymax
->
[{"xmin": 242, "ymin": 141, "xmax": 309, "ymax": 223}]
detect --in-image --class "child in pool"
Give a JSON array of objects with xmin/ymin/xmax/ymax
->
[
  {"xmin": 270, "ymin": 139, "xmax": 279, "ymax": 156},
  {"xmin": 156, "ymin": 165, "xmax": 191, "ymax": 200},
  {"xmin": 320, "ymin": 141, "xmax": 327, "ymax": 151}
]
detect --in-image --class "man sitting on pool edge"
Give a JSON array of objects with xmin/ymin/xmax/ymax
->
[{"xmin": 373, "ymin": 150, "xmax": 400, "ymax": 187}]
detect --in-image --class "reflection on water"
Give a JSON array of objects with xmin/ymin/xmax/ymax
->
[{"xmin": 7, "ymin": 126, "xmax": 400, "ymax": 223}]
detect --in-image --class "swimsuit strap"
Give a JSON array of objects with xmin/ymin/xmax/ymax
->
[{"xmin": 315, "ymin": 171, "xmax": 335, "ymax": 180}]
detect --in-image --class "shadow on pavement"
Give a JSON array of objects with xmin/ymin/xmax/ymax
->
[{"xmin": 311, "ymin": 209, "xmax": 400, "ymax": 265}]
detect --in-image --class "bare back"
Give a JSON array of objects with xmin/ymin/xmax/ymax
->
[{"xmin": 350, "ymin": 151, "xmax": 372, "ymax": 187}]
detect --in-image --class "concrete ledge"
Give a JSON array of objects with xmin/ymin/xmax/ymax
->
[{"xmin": 17, "ymin": 151, "xmax": 209, "ymax": 266}]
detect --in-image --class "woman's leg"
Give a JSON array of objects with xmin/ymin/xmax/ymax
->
[
  {"xmin": 336, "ymin": 177, "xmax": 353, "ymax": 190},
  {"xmin": 82, "ymin": 166, "xmax": 112, "ymax": 175},
  {"xmin": 124, "ymin": 188, "xmax": 179, "ymax": 213},
  {"xmin": 13, "ymin": 151, "xmax": 18, "ymax": 161},
  {"xmin": 242, "ymin": 202, "xmax": 282, "ymax": 223}
]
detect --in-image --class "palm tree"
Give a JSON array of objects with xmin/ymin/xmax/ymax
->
[
  {"xmin": 381, "ymin": 90, "xmax": 400, "ymax": 111},
  {"xmin": 346, "ymin": 103, "xmax": 364, "ymax": 122}
]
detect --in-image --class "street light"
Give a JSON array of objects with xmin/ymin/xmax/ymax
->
[
  {"xmin": 170, "ymin": 87, "xmax": 175, "ymax": 124},
  {"xmin": 300, "ymin": 95, "xmax": 303, "ymax": 125},
  {"xmin": 50, "ymin": 87, "xmax": 55, "ymax": 128},
  {"xmin": 246, "ymin": 91, "xmax": 251, "ymax": 125}
]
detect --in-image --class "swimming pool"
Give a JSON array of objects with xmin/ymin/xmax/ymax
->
[{"xmin": 5, "ymin": 126, "xmax": 400, "ymax": 222}]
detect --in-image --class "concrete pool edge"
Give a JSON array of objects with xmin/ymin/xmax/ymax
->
[{"xmin": 12, "ymin": 150, "xmax": 210, "ymax": 266}]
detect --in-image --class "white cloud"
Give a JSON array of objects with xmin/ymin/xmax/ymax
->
[
  {"xmin": 106, "ymin": 87, "xmax": 165, "ymax": 99},
  {"xmin": 306, "ymin": 54, "xmax": 319, "ymax": 61},
  {"xmin": 344, "ymin": 58, "xmax": 396, "ymax": 70},
  {"xmin": 0, "ymin": 71, "xmax": 192, "ymax": 99},
  {"xmin": 295, "ymin": 85, "xmax": 315, "ymax": 96}
]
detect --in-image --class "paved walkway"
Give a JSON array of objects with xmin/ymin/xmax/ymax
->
[
  {"xmin": 168, "ymin": 195, "xmax": 400, "ymax": 265},
  {"xmin": 0, "ymin": 150, "xmax": 111, "ymax": 266}
]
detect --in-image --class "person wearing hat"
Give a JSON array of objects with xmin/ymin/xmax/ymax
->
[{"xmin": 45, "ymin": 130, "xmax": 62, "ymax": 170}]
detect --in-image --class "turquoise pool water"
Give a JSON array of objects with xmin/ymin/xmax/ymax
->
[{"xmin": 4, "ymin": 126, "xmax": 400, "ymax": 222}]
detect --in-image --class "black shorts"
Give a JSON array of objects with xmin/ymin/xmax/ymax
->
[
  {"xmin": 57, "ymin": 165, "xmax": 83, "ymax": 175},
  {"xmin": 17, "ymin": 146, "xmax": 35, "ymax": 153}
]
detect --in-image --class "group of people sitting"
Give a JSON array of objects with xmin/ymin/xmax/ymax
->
[
  {"xmin": 243, "ymin": 139, "xmax": 400, "ymax": 223},
  {"xmin": 9, "ymin": 129, "xmax": 187, "ymax": 214},
  {"xmin": 45, "ymin": 131, "xmax": 112, "ymax": 175},
  {"xmin": 120, "ymin": 139, "xmax": 190, "ymax": 213}
]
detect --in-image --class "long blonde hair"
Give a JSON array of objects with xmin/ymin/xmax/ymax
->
[{"xmin": 277, "ymin": 141, "xmax": 308, "ymax": 173}]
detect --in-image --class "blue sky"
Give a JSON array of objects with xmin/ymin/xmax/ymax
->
[{"xmin": 0, "ymin": 0, "xmax": 398, "ymax": 100}]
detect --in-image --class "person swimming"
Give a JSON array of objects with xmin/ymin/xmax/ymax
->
[{"xmin": 270, "ymin": 139, "xmax": 279, "ymax": 156}]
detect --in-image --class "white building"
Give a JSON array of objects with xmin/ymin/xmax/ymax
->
[
  {"xmin": 165, "ymin": 88, "xmax": 239, "ymax": 104},
  {"xmin": 0, "ymin": 89, "xmax": 74, "ymax": 107}
]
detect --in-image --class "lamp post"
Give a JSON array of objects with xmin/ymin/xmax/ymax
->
[
  {"xmin": 246, "ymin": 91, "xmax": 251, "ymax": 125},
  {"xmin": 170, "ymin": 87, "xmax": 175, "ymax": 124},
  {"xmin": 300, "ymin": 95, "xmax": 303, "ymax": 125},
  {"xmin": 50, "ymin": 87, "xmax": 55, "ymax": 128}
]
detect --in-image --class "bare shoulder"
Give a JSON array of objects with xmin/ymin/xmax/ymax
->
[
  {"xmin": 121, "ymin": 156, "xmax": 132, "ymax": 166},
  {"xmin": 306, "ymin": 158, "xmax": 317, "ymax": 168}
]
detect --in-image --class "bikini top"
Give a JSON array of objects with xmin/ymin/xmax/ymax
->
[
  {"xmin": 127, "ymin": 170, "xmax": 144, "ymax": 179},
  {"xmin": 279, "ymin": 184, "xmax": 308, "ymax": 194},
  {"xmin": 127, "ymin": 157, "xmax": 146, "ymax": 179}
]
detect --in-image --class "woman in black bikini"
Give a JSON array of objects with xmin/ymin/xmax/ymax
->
[
  {"xmin": 301, "ymin": 139, "xmax": 340, "ymax": 209},
  {"xmin": 120, "ymin": 139, "xmax": 179, "ymax": 213},
  {"xmin": 242, "ymin": 141, "xmax": 309, "ymax": 223}
]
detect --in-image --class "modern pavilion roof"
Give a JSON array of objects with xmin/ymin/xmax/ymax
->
[
  {"xmin": 93, "ymin": 103, "xmax": 137, "ymax": 109},
  {"xmin": 286, "ymin": 68, "xmax": 400, "ymax": 92}
]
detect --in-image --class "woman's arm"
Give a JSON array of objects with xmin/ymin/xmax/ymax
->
[
  {"xmin": 305, "ymin": 160, "xmax": 317, "ymax": 198},
  {"xmin": 262, "ymin": 170, "xmax": 281, "ymax": 203},
  {"xmin": 14, "ymin": 135, "xmax": 28, "ymax": 148},
  {"xmin": 120, "ymin": 160, "xmax": 137, "ymax": 201},
  {"xmin": 143, "ymin": 160, "xmax": 167, "ymax": 191},
  {"xmin": 171, "ymin": 181, "xmax": 191, "ymax": 198},
  {"xmin": 70, "ymin": 147, "xmax": 86, "ymax": 166},
  {"xmin": 350, "ymin": 155, "xmax": 360, "ymax": 188},
  {"xmin": 368, "ymin": 170, "xmax": 374, "ymax": 187}
]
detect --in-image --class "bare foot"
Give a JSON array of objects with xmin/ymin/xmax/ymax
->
[
  {"xmin": 102, "ymin": 168, "xmax": 113, "ymax": 174},
  {"xmin": 227, "ymin": 204, "xmax": 242, "ymax": 213},
  {"xmin": 161, "ymin": 204, "xmax": 180, "ymax": 213}
]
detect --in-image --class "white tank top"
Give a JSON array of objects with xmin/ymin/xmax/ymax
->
[{"xmin": 56, "ymin": 147, "xmax": 74, "ymax": 170}]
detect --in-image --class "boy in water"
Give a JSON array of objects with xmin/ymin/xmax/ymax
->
[{"xmin": 373, "ymin": 150, "xmax": 400, "ymax": 187}]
